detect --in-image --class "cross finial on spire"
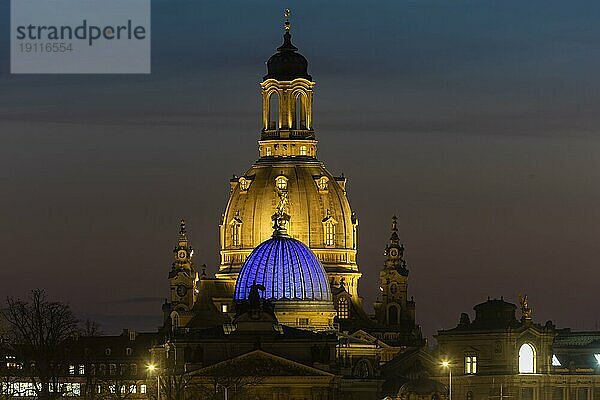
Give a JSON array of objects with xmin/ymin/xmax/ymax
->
[
  {"xmin": 392, "ymin": 215, "xmax": 398, "ymax": 232},
  {"xmin": 284, "ymin": 9, "xmax": 291, "ymax": 31}
]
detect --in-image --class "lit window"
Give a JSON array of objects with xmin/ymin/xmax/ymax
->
[
  {"xmin": 299, "ymin": 146, "xmax": 307, "ymax": 156},
  {"xmin": 129, "ymin": 385, "xmax": 136, "ymax": 394},
  {"xmin": 239, "ymin": 177, "xmax": 250, "ymax": 191},
  {"xmin": 337, "ymin": 298, "xmax": 349, "ymax": 319},
  {"xmin": 69, "ymin": 365, "xmax": 75, "ymax": 375},
  {"xmin": 109, "ymin": 385, "xmax": 116, "ymax": 394},
  {"xmin": 265, "ymin": 147, "xmax": 272, "ymax": 156},
  {"xmin": 276, "ymin": 176, "xmax": 288, "ymax": 190},
  {"xmin": 552, "ymin": 355, "xmax": 561, "ymax": 366},
  {"xmin": 231, "ymin": 222, "xmax": 241, "ymax": 246},
  {"xmin": 594, "ymin": 354, "xmax": 600, "ymax": 365},
  {"xmin": 221, "ymin": 304, "xmax": 228, "ymax": 313},
  {"xmin": 171, "ymin": 312, "xmax": 179, "ymax": 328},
  {"xmin": 96, "ymin": 385, "xmax": 102, "ymax": 394},
  {"xmin": 465, "ymin": 356, "xmax": 477, "ymax": 374},
  {"xmin": 316, "ymin": 176, "xmax": 328, "ymax": 191},
  {"xmin": 140, "ymin": 385, "xmax": 147, "ymax": 394},
  {"xmin": 519, "ymin": 343, "xmax": 536, "ymax": 373},
  {"xmin": 78, "ymin": 364, "xmax": 85, "ymax": 374},
  {"xmin": 324, "ymin": 222, "xmax": 335, "ymax": 246},
  {"xmin": 297, "ymin": 318, "xmax": 309, "ymax": 326}
]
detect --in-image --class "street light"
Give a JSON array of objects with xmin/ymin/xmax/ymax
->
[
  {"xmin": 147, "ymin": 364, "xmax": 160, "ymax": 400},
  {"xmin": 441, "ymin": 360, "xmax": 452, "ymax": 400}
]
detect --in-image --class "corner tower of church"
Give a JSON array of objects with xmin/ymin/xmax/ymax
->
[{"xmin": 218, "ymin": 12, "xmax": 362, "ymax": 312}]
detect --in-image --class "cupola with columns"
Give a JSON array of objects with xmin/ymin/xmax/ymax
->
[{"xmin": 259, "ymin": 9, "xmax": 317, "ymax": 159}]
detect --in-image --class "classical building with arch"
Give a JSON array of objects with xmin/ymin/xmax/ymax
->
[{"xmin": 433, "ymin": 298, "xmax": 600, "ymax": 400}]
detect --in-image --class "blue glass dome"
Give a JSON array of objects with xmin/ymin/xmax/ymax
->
[{"xmin": 234, "ymin": 235, "xmax": 331, "ymax": 302}]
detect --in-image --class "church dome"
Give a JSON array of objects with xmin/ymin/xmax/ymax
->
[
  {"xmin": 219, "ymin": 158, "xmax": 359, "ymax": 292},
  {"xmin": 233, "ymin": 233, "xmax": 331, "ymax": 302}
]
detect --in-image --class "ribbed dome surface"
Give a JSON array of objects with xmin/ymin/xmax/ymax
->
[{"xmin": 234, "ymin": 235, "xmax": 331, "ymax": 302}]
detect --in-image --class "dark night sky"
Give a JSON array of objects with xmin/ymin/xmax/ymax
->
[{"xmin": 1, "ymin": 1, "xmax": 599, "ymax": 338}]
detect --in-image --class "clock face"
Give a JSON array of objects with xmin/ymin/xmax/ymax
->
[
  {"xmin": 390, "ymin": 248, "xmax": 399, "ymax": 257},
  {"xmin": 177, "ymin": 250, "xmax": 187, "ymax": 259},
  {"xmin": 176, "ymin": 285, "xmax": 187, "ymax": 297}
]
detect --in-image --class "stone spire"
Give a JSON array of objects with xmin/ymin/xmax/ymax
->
[
  {"xmin": 384, "ymin": 216, "xmax": 407, "ymax": 274},
  {"xmin": 173, "ymin": 218, "xmax": 193, "ymax": 270}
]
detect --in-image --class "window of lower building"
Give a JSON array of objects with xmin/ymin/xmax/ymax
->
[
  {"xmin": 300, "ymin": 145, "xmax": 307, "ymax": 156},
  {"xmin": 518, "ymin": 343, "xmax": 536, "ymax": 374},
  {"xmin": 337, "ymin": 298, "xmax": 349, "ymax": 319},
  {"xmin": 266, "ymin": 147, "xmax": 272, "ymax": 156},
  {"xmin": 553, "ymin": 388, "xmax": 564, "ymax": 400},
  {"xmin": 221, "ymin": 304, "xmax": 228, "ymax": 313},
  {"xmin": 68, "ymin": 365, "xmax": 75, "ymax": 375},
  {"xmin": 552, "ymin": 354, "xmax": 561, "ymax": 366},
  {"xmin": 126, "ymin": 347, "xmax": 133, "ymax": 356},
  {"xmin": 78, "ymin": 364, "xmax": 85, "ymax": 375},
  {"xmin": 297, "ymin": 318, "xmax": 309, "ymax": 326},
  {"xmin": 521, "ymin": 387, "xmax": 534, "ymax": 400},
  {"xmin": 140, "ymin": 385, "xmax": 147, "ymax": 394},
  {"xmin": 578, "ymin": 388, "xmax": 589, "ymax": 400},
  {"xmin": 465, "ymin": 355, "xmax": 477, "ymax": 374}
]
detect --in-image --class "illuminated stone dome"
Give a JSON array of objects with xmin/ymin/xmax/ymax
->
[
  {"xmin": 217, "ymin": 11, "xmax": 363, "ymax": 312},
  {"xmin": 233, "ymin": 233, "xmax": 331, "ymax": 302},
  {"xmin": 218, "ymin": 158, "xmax": 360, "ymax": 300}
]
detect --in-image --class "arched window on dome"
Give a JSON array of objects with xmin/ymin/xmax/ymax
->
[
  {"xmin": 337, "ymin": 297, "xmax": 349, "ymax": 319},
  {"xmin": 388, "ymin": 304, "xmax": 400, "ymax": 325},
  {"xmin": 316, "ymin": 176, "xmax": 329, "ymax": 191},
  {"xmin": 293, "ymin": 92, "xmax": 307, "ymax": 130},
  {"xmin": 275, "ymin": 176, "xmax": 288, "ymax": 191},
  {"xmin": 519, "ymin": 343, "xmax": 536, "ymax": 373},
  {"xmin": 322, "ymin": 210, "xmax": 337, "ymax": 247},
  {"xmin": 230, "ymin": 219, "xmax": 242, "ymax": 247},
  {"xmin": 268, "ymin": 92, "xmax": 279, "ymax": 130},
  {"xmin": 324, "ymin": 222, "xmax": 335, "ymax": 246},
  {"xmin": 238, "ymin": 177, "xmax": 250, "ymax": 191},
  {"xmin": 171, "ymin": 312, "xmax": 179, "ymax": 330}
]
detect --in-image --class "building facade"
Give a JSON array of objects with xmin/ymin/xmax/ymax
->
[{"xmin": 433, "ymin": 298, "xmax": 600, "ymax": 400}]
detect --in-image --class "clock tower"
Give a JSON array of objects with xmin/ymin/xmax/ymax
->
[
  {"xmin": 165, "ymin": 219, "xmax": 198, "ymax": 328},
  {"xmin": 373, "ymin": 216, "xmax": 420, "ymax": 344}
]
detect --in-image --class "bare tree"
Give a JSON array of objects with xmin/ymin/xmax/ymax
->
[
  {"xmin": 80, "ymin": 319, "xmax": 103, "ymax": 337},
  {"xmin": 1, "ymin": 289, "xmax": 79, "ymax": 400}
]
